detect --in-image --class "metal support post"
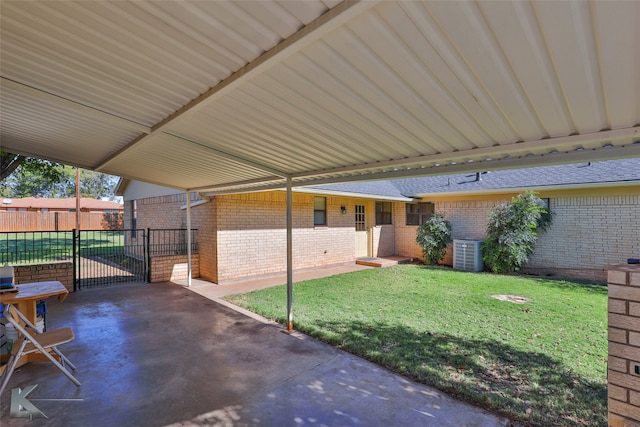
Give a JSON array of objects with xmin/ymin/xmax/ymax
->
[{"xmin": 286, "ymin": 177, "xmax": 293, "ymax": 332}]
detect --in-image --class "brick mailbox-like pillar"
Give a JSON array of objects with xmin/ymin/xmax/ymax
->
[{"xmin": 608, "ymin": 263, "xmax": 640, "ymax": 427}]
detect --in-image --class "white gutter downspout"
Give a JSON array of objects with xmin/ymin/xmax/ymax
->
[
  {"xmin": 286, "ymin": 176, "xmax": 293, "ymax": 332},
  {"xmin": 186, "ymin": 191, "xmax": 192, "ymax": 288}
]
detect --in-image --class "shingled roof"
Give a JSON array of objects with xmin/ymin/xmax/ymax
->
[{"xmin": 311, "ymin": 158, "xmax": 640, "ymax": 199}]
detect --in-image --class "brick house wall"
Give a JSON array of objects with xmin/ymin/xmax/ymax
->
[
  {"xmin": 396, "ymin": 187, "xmax": 640, "ymax": 282},
  {"xmin": 124, "ymin": 189, "xmax": 406, "ymax": 284},
  {"xmin": 526, "ymin": 193, "xmax": 640, "ymax": 282},
  {"xmin": 124, "ymin": 184, "xmax": 638, "ymax": 284},
  {"xmin": 123, "ymin": 193, "xmax": 189, "ymax": 251},
  {"xmin": 433, "ymin": 198, "xmax": 505, "ymax": 266},
  {"xmin": 149, "ymin": 254, "xmax": 200, "ymax": 283},
  {"xmin": 191, "ymin": 199, "xmax": 217, "ymax": 283},
  {"xmin": 372, "ymin": 225, "xmax": 395, "ymax": 257},
  {"xmin": 395, "ymin": 203, "xmax": 424, "ymax": 260},
  {"xmin": 394, "ymin": 196, "xmax": 507, "ymax": 265},
  {"xmin": 214, "ymin": 192, "xmax": 356, "ymax": 283}
]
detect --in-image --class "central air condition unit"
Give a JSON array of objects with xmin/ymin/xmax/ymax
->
[{"xmin": 453, "ymin": 240, "xmax": 483, "ymax": 272}]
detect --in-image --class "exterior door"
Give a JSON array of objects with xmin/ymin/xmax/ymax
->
[{"xmin": 355, "ymin": 205, "xmax": 368, "ymax": 257}]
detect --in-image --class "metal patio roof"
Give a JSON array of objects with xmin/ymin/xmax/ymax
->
[{"xmin": 1, "ymin": 0, "xmax": 639, "ymax": 194}]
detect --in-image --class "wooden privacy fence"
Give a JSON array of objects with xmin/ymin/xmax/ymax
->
[{"xmin": 0, "ymin": 211, "xmax": 123, "ymax": 232}]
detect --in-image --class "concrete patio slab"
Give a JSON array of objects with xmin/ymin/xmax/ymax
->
[{"xmin": 0, "ymin": 281, "xmax": 512, "ymax": 427}]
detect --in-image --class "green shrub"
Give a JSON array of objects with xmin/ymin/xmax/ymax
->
[
  {"xmin": 416, "ymin": 214, "xmax": 452, "ymax": 265},
  {"xmin": 482, "ymin": 191, "xmax": 552, "ymax": 273}
]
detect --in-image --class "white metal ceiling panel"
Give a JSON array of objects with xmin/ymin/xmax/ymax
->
[
  {"xmin": 1, "ymin": 0, "xmax": 638, "ymax": 193},
  {"xmin": 0, "ymin": 80, "xmax": 144, "ymax": 168},
  {"xmin": 532, "ymin": 1, "xmax": 606, "ymax": 133},
  {"xmin": 590, "ymin": 0, "xmax": 639, "ymax": 129},
  {"xmin": 101, "ymin": 133, "xmax": 281, "ymax": 191},
  {"xmin": 0, "ymin": 0, "xmax": 336, "ymax": 163},
  {"xmin": 475, "ymin": 1, "xmax": 573, "ymax": 138}
]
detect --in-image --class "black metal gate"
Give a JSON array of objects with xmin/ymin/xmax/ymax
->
[{"xmin": 74, "ymin": 229, "xmax": 147, "ymax": 290}]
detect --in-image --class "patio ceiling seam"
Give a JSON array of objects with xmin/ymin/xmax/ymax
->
[
  {"xmin": 1, "ymin": 77, "xmax": 151, "ymax": 134},
  {"xmin": 162, "ymin": 132, "xmax": 288, "ymax": 178},
  {"xmin": 185, "ymin": 141, "xmax": 640, "ymax": 195},
  {"xmin": 94, "ymin": 0, "xmax": 378, "ymax": 172},
  {"xmin": 288, "ymin": 127, "xmax": 640, "ymax": 180}
]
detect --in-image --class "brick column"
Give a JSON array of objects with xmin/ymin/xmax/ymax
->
[{"xmin": 608, "ymin": 263, "xmax": 640, "ymax": 426}]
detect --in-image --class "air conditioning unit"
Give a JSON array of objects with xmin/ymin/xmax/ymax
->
[{"xmin": 453, "ymin": 240, "xmax": 483, "ymax": 272}]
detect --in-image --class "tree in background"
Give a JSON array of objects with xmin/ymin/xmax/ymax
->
[
  {"xmin": 482, "ymin": 191, "xmax": 553, "ymax": 273},
  {"xmin": 1, "ymin": 152, "xmax": 65, "ymax": 196},
  {"xmin": 1, "ymin": 152, "xmax": 119, "ymax": 200},
  {"xmin": 415, "ymin": 214, "xmax": 452, "ymax": 265}
]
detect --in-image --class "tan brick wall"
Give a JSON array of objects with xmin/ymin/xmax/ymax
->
[
  {"xmin": 215, "ymin": 192, "xmax": 356, "ymax": 282},
  {"xmin": 373, "ymin": 225, "xmax": 395, "ymax": 257},
  {"xmin": 399, "ymin": 190, "xmax": 640, "ymax": 280},
  {"xmin": 396, "ymin": 198, "xmax": 505, "ymax": 265},
  {"xmin": 123, "ymin": 193, "xmax": 215, "ymax": 281},
  {"xmin": 608, "ymin": 264, "xmax": 640, "ymax": 427},
  {"xmin": 190, "ymin": 200, "xmax": 217, "ymax": 283},
  {"xmin": 433, "ymin": 199, "xmax": 504, "ymax": 266},
  {"xmin": 395, "ymin": 204, "xmax": 424, "ymax": 260},
  {"xmin": 125, "ymin": 191, "xmax": 412, "ymax": 283},
  {"xmin": 13, "ymin": 262, "xmax": 74, "ymax": 292},
  {"xmin": 526, "ymin": 194, "xmax": 640, "ymax": 282},
  {"xmin": 125, "ymin": 186, "xmax": 639, "ymax": 284},
  {"xmin": 150, "ymin": 254, "xmax": 200, "ymax": 283}
]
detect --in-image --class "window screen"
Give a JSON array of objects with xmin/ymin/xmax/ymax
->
[
  {"xmin": 375, "ymin": 202, "xmax": 392, "ymax": 225},
  {"xmin": 314, "ymin": 197, "xmax": 326, "ymax": 226},
  {"xmin": 406, "ymin": 202, "xmax": 434, "ymax": 226}
]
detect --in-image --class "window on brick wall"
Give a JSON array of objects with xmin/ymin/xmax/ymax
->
[
  {"xmin": 375, "ymin": 202, "xmax": 392, "ymax": 225},
  {"xmin": 406, "ymin": 202, "xmax": 434, "ymax": 226},
  {"xmin": 540, "ymin": 198, "xmax": 551, "ymax": 224},
  {"xmin": 314, "ymin": 196, "xmax": 326, "ymax": 226}
]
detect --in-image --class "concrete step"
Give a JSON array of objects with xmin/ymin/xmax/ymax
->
[{"xmin": 356, "ymin": 256, "xmax": 415, "ymax": 268}]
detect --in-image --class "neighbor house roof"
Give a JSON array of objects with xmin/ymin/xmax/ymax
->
[
  {"xmin": 311, "ymin": 158, "xmax": 640, "ymax": 199},
  {"xmin": 0, "ymin": 197, "xmax": 123, "ymax": 211}
]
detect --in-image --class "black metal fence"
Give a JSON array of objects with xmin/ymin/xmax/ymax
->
[
  {"xmin": 0, "ymin": 230, "xmax": 74, "ymax": 265},
  {"xmin": 148, "ymin": 228, "xmax": 198, "ymax": 256},
  {"xmin": 0, "ymin": 229, "xmax": 198, "ymax": 290},
  {"xmin": 76, "ymin": 229, "xmax": 146, "ymax": 289}
]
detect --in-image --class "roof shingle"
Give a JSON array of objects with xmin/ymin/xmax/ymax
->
[{"xmin": 312, "ymin": 158, "xmax": 640, "ymax": 198}]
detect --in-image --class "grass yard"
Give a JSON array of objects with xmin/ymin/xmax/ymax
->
[
  {"xmin": 225, "ymin": 265, "xmax": 608, "ymax": 426},
  {"xmin": 0, "ymin": 230, "xmax": 125, "ymax": 264}
]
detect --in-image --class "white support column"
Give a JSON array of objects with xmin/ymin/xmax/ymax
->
[
  {"xmin": 186, "ymin": 191, "xmax": 192, "ymax": 288},
  {"xmin": 286, "ymin": 177, "xmax": 293, "ymax": 332}
]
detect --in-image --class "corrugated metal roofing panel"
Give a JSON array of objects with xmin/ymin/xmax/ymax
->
[
  {"xmin": 101, "ymin": 133, "xmax": 282, "ymax": 191},
  {"xmin": 0, "ymin": 80, "xmax": 144, "ymax": 168},
  {"xmin": 1, "ymin": 1, "xmax": 638, "ymax": 193},
  {"xmin": 1, "ymin": 0, "xmax": 336, "ymax": 132}
]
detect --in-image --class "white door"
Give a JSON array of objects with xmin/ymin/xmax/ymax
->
[{"xmin": 355, "ymin": 205, "xmax": 368, "ymax": 257}]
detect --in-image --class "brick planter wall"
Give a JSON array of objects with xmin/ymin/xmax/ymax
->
[
  {"xmin": 150, "ymin": 254, "xmax": 200, "ymax": 283},
  {"xmin": 13, "ymin": 262, "xmax": 74, "ymax": 292},
  {"xmin": 608, "ymin": 263, "xmax": 640, "ymax": 426}
]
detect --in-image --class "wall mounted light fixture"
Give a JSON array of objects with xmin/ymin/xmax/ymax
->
[{"xmin": 340, "ymin": 205, "xmax": 347, "ymax": 215}]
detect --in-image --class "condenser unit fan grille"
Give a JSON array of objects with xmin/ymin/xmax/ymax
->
[{"xmin": 453, "ymin": 240, "xmax": 483, "ymax": 272}]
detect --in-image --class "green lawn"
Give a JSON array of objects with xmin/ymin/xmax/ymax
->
[{"xmin": 225, "ymin": 265, "xmax": 608, "ymax": 427}]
